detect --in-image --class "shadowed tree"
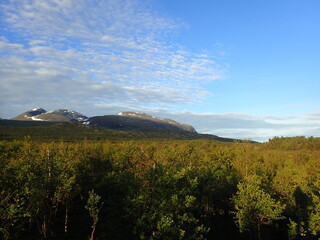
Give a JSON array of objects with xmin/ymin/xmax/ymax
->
[{"xmin": 85, "ymin": 189, "xmax": 103, "ymax": 240}]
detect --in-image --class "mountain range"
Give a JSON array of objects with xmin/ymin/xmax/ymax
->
[
  {"xmin": 10, "ymin": 108, "xmax": 196, "ymax": 133},
  {"xmin": 0, "ymin": 108, "xmax": 244, "ymax": 142}
]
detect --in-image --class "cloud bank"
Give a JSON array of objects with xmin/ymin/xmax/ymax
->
[
  {"xmin": 1, "ymin": 0, "xmax": 319, "ymax": 142},
  {"xmin": 152, "ymin": 111, "xmax": 320, "ymax": 142},
  {"xmin": 0, "ymin": 0, "xmax": 222, "ymax": 116}
]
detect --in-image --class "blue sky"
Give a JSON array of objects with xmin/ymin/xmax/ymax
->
[{"xmin": 0, "ymin": 0, "xmax": 319, "ymax": 141}]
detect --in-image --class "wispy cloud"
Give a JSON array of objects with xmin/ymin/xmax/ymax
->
[
  {"xmin": 150, "ymin": 111, "xmax": 320, "ymax": 142},
  {"xmin": 0, "ymin": 0, "xmax": 224, "ymax": 118},
  {"xmin": 1, "ymin": 1, "xmax": 319, "ymax": 142}
]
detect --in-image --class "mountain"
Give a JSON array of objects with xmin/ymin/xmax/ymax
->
[
  {"xmin": 6, "ymin": 108, "xmax": 248, "ymax": 142},
  {"xmin": 12, "ymin": 107, "xmax": 47, "ymax": 121},
  {"xmin": 36, "ymin": 109, "xmax": 88, "ymax": 122},
  {"xmin": 12, "ymin": 108, "xmax": 88, "ymax": 122},
  {"xmin": 86, "ymin": 112, "xmax": 197, "ymax": 133},
  {"xmin": 11, "ymin": 109, "xmax": 196, "ymax": 133},
  {"xmin": 0, "ymin": 121, "xmax": 242, "ymax": 142}
]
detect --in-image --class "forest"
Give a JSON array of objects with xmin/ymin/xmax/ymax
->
[{"xmin": 1, "ymin": 136, "xmax": 320, "ymax": 240}]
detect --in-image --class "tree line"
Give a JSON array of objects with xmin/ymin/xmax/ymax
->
[{"xmin": 0, "ymin": 137, "xmax": 320, "ymax": 239}]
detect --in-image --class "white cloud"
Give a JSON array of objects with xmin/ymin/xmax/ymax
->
[
  {"xmin": 0, "ymin": 1, "xmax": 318, "ymax": 142},
  {"xmin": 306, "ymin": 112, "xmax": 320, "ymax": 120},
  {"xmin": 0, "ymin": 55, "xmax": 193, "ymax": 107},
  {"xmin": 148, "ymin": 111, "xmax": 320, "ymax": 142},
  {"xmin": 0, "ymin": 0, "xmax": 224, "ymax": 117},
  {"xmin": 2, "ymin": 0, "xmax": 178, "ymax": 40},
  {"xmin": 0, "ymin": 40, "xmax": 27, "ymax": 54}
]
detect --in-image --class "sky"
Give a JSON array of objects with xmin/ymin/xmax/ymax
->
[{"xmin": 0, "ymin": 0, "xmax": 320, "ymax": 142}]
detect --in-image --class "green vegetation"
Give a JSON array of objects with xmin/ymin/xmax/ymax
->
[
  {"xmin": 0, "ymin": 120, "xmax": 238, "ymax": 142},
  {"xmin": 86, "ymin": 190, "xmax": 104, "ymax": 240},
  {"xmin": 1, "ymin": 136, "xmax": 320, "ymax": 239}
]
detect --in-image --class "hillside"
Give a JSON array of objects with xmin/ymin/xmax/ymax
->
[{"xmin": 0, "ymin": 120, "xmax": 239, "ymax": 142}]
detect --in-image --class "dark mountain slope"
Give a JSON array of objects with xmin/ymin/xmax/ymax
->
[{"xmin": 87, "ymin": 112, "xmax": 197, "ymax": 133}]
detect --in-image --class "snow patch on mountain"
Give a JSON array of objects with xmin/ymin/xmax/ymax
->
[
  {"xmin": 31, "ymin": 107, "xmax": 43, "ymax": 111},
  {"xmin": 31, "ymin": 116, "xmax": 44, "ymax": 121},
  {"xmin": 12, "ymin": 108, "xmax": 88, "ymax": 122}
]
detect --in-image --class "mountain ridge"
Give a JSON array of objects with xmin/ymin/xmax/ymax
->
[
  {"xmin": 86, "ymin": 112, "xmax": 197, "ymax": 133},
  {"xmin": 4, "ymin": 107, "xmax": 247, "ymax": 142},
  {"xmin": 11, "ymin": 108, "xmax": 196, "ymax": 133}
]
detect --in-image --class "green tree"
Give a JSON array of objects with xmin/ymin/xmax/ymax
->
[
  {"xmin": 0, "ymin": 190, "xmax": 29, "ymax": 239},
  {"xmin": 85, "ymin": 189, "xmax": 103, "ymax": 240},
  {"xmin": 131, "ymin": 164, "xmax": 209, "ymax": 239},
  {"xmin": 308, "ymin": 175, "xmax": 320, "ymax": 237},
  {"xmin": 232, "ymin": 175, "xmax": 285, "ymax": 240}
]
